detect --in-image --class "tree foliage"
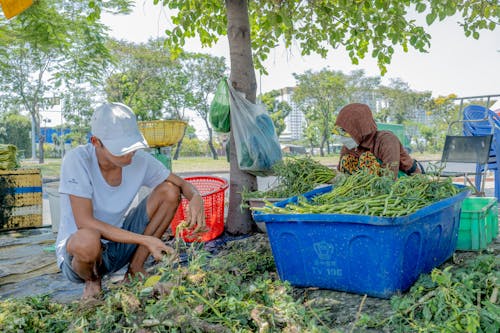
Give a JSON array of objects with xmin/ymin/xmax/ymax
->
[
  {"xmin": 346, "ymin": 69, "xmax": 381, "ymax": 108},
  {"xmin": 60, "ymin": 85, "xmax": 99, "ymax": 148},
  {"xmin": 0, "ymin": 111, "xmax": 31, "ymax": 158},
  {"xmin": 425, "ymin": 94, "xmax": 460, "ymax": 130},
  {"xmin": 105, "ymin": 38, "xmax": 182, "ymax": 120},
  {"xmin": 291, "ymin": 69, "xmax": 383, "ymax": 155},
  {"xmin": 293, "ymin": 69, "xmax": 348, "ymax": 156},
  {"xmin": 377, "ymin": 79, "xmax": 432, "ymax": 124},
  {"xmin": 0, "ymin": 0, "xmax": 129, "ymax": 163},
  {"xmin": 155, "ymin": 0, "xmax": 500, "ymax": 75}
]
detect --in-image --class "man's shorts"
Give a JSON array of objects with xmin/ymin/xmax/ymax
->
[{"xmin": 61, "ymin": 197, "xmax": 149, "ymax": 283}]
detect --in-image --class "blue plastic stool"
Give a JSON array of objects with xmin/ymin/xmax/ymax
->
[{"xmin": 462, "ymin": 105, "xmax": 500, "ymax": 200}]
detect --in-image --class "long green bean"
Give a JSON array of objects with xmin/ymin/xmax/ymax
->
[
  {"xmin": 252, "ymin": 172, "xmax": 467, "ymax": 217},
  {"xmin": 242, "ymin": 156, "xmax": 337, "ymax": 199}
]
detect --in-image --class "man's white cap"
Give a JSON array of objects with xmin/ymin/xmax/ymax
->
[{"xmin": 90, "ymin": 102, "xmax": 148, "ymax": 156}]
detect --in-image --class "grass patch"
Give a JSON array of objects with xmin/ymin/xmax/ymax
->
[
  {"xmin": 20, "ymin": 155, "xmax": 343, "ymax": 179},
  {"xmin": 20, "ymin": 153, "xmax": 438, "ymax": 180}
]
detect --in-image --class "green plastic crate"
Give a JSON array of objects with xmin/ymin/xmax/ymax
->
[
  {"xmin": 457, "ymin": 197, "xmax": 498, "ymax": 251},
  {"xmin": 376, "ymin": 123, "xmax": 408, "ymax": 147},
  {"xmin": 153, "ymin": 152, "xmax": 172, "ymax": 171}
]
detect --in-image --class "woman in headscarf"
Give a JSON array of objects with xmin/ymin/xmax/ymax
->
[{"xmin": 334, "ymin": 103, "xmax": 423, "ymax": 179}]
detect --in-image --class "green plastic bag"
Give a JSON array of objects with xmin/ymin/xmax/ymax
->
[{"xmin": 209, "ymin": 79, "xmax": 231, "ymax": 133}]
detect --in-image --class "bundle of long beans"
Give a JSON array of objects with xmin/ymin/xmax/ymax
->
[
  {"xmin": 253, "ymin": 171, "xmax": 465, "ymax": 217},
  {"xmin": 243, "ymin": 156, "xmax": 336, "ymax": 199}
]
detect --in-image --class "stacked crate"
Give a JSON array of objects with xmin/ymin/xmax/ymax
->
[{"xmin": 0, "ymin": 168, "xmax": 42, "ymax": 230}]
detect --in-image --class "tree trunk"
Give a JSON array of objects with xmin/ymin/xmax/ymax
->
[
  {"xmin": 35, "ymin": 114, "xmax": 44, "ymax": 164},
  {"xmin": 173, "ymin": 140, "xmax": 181, "ymax": 160},
  {"xmin": 38, "ymin": 135, "xmax": 44, "ymax": 164},
  {"xmin": 225, "ymin": 0, "xmax": 257, "ymax": 234},
  {"xmin": 173, "ymin": 127, "xmax": 187, "ymax": 160},
  {"xmin": 205, "ymin": 118, "xmax": 218, "ymax": 160}
]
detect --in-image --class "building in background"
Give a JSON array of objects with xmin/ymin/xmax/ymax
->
[{"xmin": 276, "ymin": 87, "xmax": 304, "ymax": 142}]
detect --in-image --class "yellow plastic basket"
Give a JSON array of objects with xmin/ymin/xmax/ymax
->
[
  {"xmin": 1, "ymin": 168, "xmax": 43, "ymax": 230},
  {"xmin": 0, "ymin": 168, "xmax": 42, "ymax": 187},
  {"xmin": 0, "ymin": 0, "xmax": 33, "ymax": 19},
  {"xmin": 5, "ymin": 192, "xmax": 42, "ymax": 207},
  {"xmin": 1, "ymin": 214, "xmax": 42, "ymax": 231},
  {"xmin": 138, "ymin": 120, "xmax": 187, "ymax": 148}
]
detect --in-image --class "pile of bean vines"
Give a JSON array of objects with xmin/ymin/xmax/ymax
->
[
  {"xmin": 358, "ymin": 254, "xmax": 499, "ymax": 332},
  {"xmin": 0, "ymin": 236, "xmax": 332, "ymax": 332},
  {"xmin": 253, "ymin": 171, "xmax": 466, "ymax": 217},
  {"xmin": 243, "ymin": 156, "xmax": 336, "ymax": 199}
]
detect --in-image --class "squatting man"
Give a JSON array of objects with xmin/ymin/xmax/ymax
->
[{"xmin": 55, "ymin": 102, "xmax": 204, "ymax": 299}]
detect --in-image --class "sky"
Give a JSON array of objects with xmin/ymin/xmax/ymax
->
[{"xmin": 101, "ymin": 1, "xmax": 500, "ymax": 100}]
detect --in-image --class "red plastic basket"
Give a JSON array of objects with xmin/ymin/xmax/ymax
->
[{"xmin": 170, "ymin": 176, "xmax": 228, "ymax": 242}]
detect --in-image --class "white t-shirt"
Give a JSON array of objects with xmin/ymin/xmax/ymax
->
[{"xmin": 55, "ymin": 144, "xmax": 170, "ymax": 267}]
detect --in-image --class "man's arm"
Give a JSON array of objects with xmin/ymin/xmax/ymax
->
[
  {"xmin": 69, "ymin": 195, "xmax": 172, "ymax": 260},
  {"xmin": 165, "ymin": 173, "xmax": 205, "ymax": 228}
]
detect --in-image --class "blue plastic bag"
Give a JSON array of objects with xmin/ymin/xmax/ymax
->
[{"xmin": 228, "ymin": 81, "xmax": 282, "ymax": 176}]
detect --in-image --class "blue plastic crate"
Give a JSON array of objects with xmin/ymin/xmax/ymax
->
[{"xmin": 253, "ymin": 186, "xmax": 469, "ymax": 298}]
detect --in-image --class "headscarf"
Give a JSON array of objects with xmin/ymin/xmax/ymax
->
[{"xmin": 335, "ymin": 103, "xmax": 378, "ymax": 154}]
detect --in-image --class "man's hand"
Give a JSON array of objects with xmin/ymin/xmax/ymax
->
[
  {"xmin": 164, "ymin": 173, "xmax": 206, "ymax": 231},
  {"xmin": 143, "ymin": 236, "xmax": 176, "ymax": 261},
  {"xmin": 186, "ymin": 193, "xmax": 205, "ymax": 229}
]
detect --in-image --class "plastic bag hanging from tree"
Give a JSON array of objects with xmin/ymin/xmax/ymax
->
[
  {"xmin": 228, "ymin": 81, "xmax": 282, "ymax": 176},
  {"xmin": 209, "ymin": 78, "xmax": 231, "ymax": 133}
]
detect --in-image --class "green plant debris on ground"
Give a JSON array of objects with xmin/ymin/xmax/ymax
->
[
  {"xmin": 0, "ymin": 236, "xmax": 332, "ymax": 332},
  {"xmin": 358, "ymin": 254, "xmax": 499, "ymax": 333},
  {"xmin": 0, "ymin": 235, "xmax": 498, "ymax": 332}
]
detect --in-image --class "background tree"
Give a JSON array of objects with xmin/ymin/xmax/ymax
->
[
  {"xmin": 0, "ymin": 0, "xmax": 128, "ymax": 163},
  {"xmin": 60, "ymin": 85, "xmax": 98, "ymax": 149},
  {"xmin": 293, "ymin": 69, "xmax": 348, "ymax": 156},
  {"xmin": 425, "ymin": 94, "xmax": 460, "ymax": 132},
  {"xmin": 104, "ymin": 38, "xmax": 198, "ymax": 159},
  {"xmin": 105, "ymin": 39, "xmax": 178, "ymax": 120},
  {"xmin": 377, "ymin": 79, "xmax": 432, "ymax": 124},
  {"xmin": 260, "ymin": 89, "xmax": 292, "ymax": 137},
  {"xmin": 87, "ymin": 0, "xmax": 499, "ymax": 234},
  {"xmin": 183, "ymin": 53, "xmax": 228, "ymax": 160},
  {"xmin": 418, "ymin": 123, "xmax": 442, "ymax": 153},
  {"xmin": 0, "ymin": 111, "xmax": 31, "ymax": 158},
  {"xmin": 302, "ymin": 111, "xmax": 322, "ymax": 155},
  {"xmin": 345, "ymin": 70, "xmax": 381, "ymax": 109}
]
